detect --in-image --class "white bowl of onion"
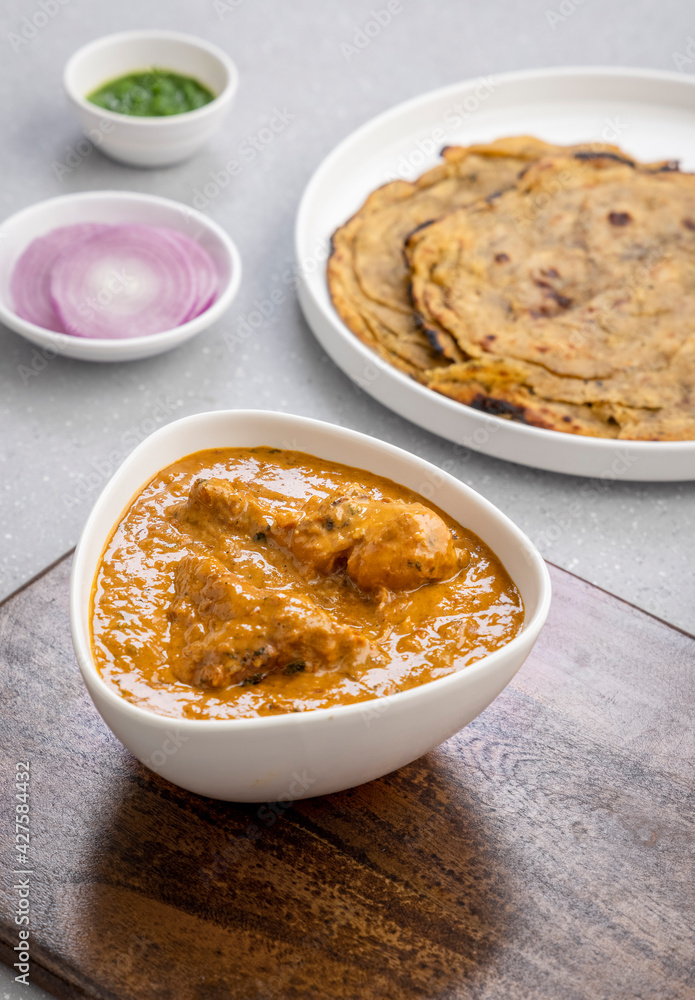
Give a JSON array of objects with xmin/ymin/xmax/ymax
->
[{"xmin": 0, "ymin": 190, "xmax": 241, "ymax": 362}]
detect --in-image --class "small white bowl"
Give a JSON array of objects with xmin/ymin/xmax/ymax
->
[
  {"xmin": 64, "ymin": 30, "xmax": 238, "ymax": 167},
  {"xmin": 70, "ymin": 410, "xmax": 552, "ymax": 802},
  {"xmin": 0, "ymin": 190, "xmax": 241, "ymax": 362}
]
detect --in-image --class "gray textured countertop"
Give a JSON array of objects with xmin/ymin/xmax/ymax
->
[
  {"xmin": 1, "ymin": 1, "xmax": 694, "ymax": 997},
  {"xmin": 3, "ymin": 2, "xmax": 694, "ymax": 642}
]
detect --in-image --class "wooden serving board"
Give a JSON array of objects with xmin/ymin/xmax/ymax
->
[{"xmin": 0, "ymin": 555, "xmax": 693, "ymax": 1000}]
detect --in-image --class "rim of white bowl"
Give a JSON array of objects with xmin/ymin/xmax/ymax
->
[
  {"xmin": 70, "ymin": 409, "xmax": 553, "ymax": 732},
  {"xmin": 0, "ymin": 189, "xmax": 242, "ymax": 356},
  {"xmin": 63, "ymin": 29, "xmax": 239, "ymax": 126}
]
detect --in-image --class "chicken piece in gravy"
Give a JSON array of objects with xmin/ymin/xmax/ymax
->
[
  {"xmin": 168, "ymin": 552, "xmax": 373, "ymax": 688},
  {"xmin": 187, "ymin": 477, "xmax": 467, "ymax": 591},
  {"xmin": 91, "ymin": 447, "xmax": 524, "ymax": 720},
  {"xmin": 288, "ymin": 491, "xmax": 467, "ymax": 591}
]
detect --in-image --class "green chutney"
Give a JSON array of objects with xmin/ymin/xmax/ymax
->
[{"xmin": 87, "ymin": 69, "xmax": 215, "ymax": 117}]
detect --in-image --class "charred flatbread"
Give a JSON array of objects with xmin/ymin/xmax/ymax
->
[
  {"xmin": 327, "ymin": 136, "xmax": 628, "ymax": 377},
  {"xmin": 406, "ymin": 154, "xmax": 695, "ymax": 440}
]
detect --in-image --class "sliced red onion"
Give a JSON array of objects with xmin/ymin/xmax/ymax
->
[
  {"xmin": 166, "ymin": 230, "xmax": 218, "ymax": 319},
  {"xmin": 11, "ymin": 223, "xmax": 110, "ymax": 332},
  {"xmin": 49, "ymin": 224, "xmax": 201, "ymax": 339}
]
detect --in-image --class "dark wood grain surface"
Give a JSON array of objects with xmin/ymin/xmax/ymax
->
[{"xmin": 0, "ymin": 555, "xmax": 693, "ymax": 1000}]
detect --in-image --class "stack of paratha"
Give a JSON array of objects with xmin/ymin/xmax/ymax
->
[{"xmin": 327, "ymin": 135, "xmax": 695, "ymax": 440}]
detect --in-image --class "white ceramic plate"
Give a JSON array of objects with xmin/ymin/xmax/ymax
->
[
  {"xmin": 296, "ymin": 67, "xmax": 695, "ymax": 481},
  {"xmin": 0, "ymin": 190, "xmax": 242, "ymax": 362}
]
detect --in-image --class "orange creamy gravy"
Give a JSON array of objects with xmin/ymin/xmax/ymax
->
[{"xmin": 91, "ymin": 447, "xmax": 524, "ymax": 720}]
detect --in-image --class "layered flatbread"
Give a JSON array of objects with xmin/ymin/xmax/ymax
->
[
  {"xmin": 327, "ymin": 136, "xmax": 627, "ymax": 377},
  {"xmin": 406, "ymin": 154, "xmax": 695, "ymax": 440}
]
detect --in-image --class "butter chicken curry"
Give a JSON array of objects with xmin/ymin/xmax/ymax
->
[{"xmin": 91, "ymin": 448, "xmax": 524, "ymax": 719}]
